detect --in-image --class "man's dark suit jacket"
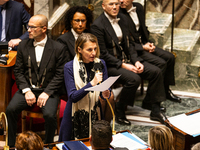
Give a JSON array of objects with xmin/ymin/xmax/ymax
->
[
  {"xmin": 4, "ymin": 0, "xmax": 30, "ymax": 41},
  {"xmin": 120, "ymin": 2, "xmax": 151, "ymax": 52},
  {"xmin": 91, "ymin": 13, "xmax": 143, "ymax": 69},
  {"xmin": 57, "ymin": 31, "xmax": 75, "ymax": 62},
  {"xmin": 14, "ymin": 37, "xmax": 67, "ymax": 96}
]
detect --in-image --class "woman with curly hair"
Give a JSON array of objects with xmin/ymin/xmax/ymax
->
[
  {"xmin": 148, "ymin": 126, "xmax": 174, "ymax": 150},
  {"xmin": 57, "ymin": 6, "xmax": 93, "ymax": 61}
]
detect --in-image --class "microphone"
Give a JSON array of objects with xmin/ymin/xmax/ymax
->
[
  {"xmin": 94, "ymin": 62, "xmax": 103, "ymax": 84},
  {"xmin": 94, "ymin": 62, "xmax": 103, "ymax": 73}
]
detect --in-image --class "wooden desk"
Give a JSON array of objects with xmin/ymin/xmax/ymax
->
[
  {"xmin": 166, "ymin": 110, "xmax": 200, "ymax": 150},
  {"xmin": 43, "ymin": 130, "xmax": 131, "ymax": 150},
  {"xmin": 0, "ymin": 51, "xmax": 17, "ymax": 113}
]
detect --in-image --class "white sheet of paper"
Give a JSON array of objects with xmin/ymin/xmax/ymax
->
[
  {"xmin": 168, "ymin": 112, "xmax": 200, "ymax": 136},
  {"xmin": 85, "ymin": 75, "xmax": 121, "ymax": 92},
  {"xmin": 110, "ymin": 133, "xmax": 147, "ymax": 150},
  {"xmin": 56, "ymin": 143, "xmax": 64, "ymax": 150}
]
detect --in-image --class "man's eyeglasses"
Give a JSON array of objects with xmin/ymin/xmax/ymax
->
[
  {"xmin": 107, "ymin": 2, "xmax": 120, "ymax": 7},
  {"xmin": 73, "ymin": 19, "xmax": 87, "ymax": 24},
  {"xmin": 27, "ymin": 25, "xmax": 44, "ymax": 30}
]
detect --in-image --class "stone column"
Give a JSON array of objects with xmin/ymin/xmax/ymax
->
[{"xmin": 34, "ymin": 0, "xmax": 50, "ymax": 19}]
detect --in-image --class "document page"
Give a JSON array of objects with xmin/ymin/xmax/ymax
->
[
  {"xmin": 168, "ymin": 112, "xmax": 200, "ymax": 137},
  {"xmin": 85, "ymin": 75, "xmax": 120, "ymax": 92},
  {"xmin": 110, "ymin": 133, "xmax": 147, "ymax": 150}
]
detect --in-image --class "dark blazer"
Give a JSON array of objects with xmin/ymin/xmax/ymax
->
[
  {"xmin": 57, "ymin": 31, "xmax": 75, "ymax": 61},
  {"xmin": 14, "ymin": 37, "xmax": 67, "ymax": 96},
  {"xmin": 91, "ymin": 13, "xmax": 142, "ymax": 69},
  {"xmin": 4, "ymin": 0, "xmax": 30, "ymax": 41},
  {"xmin": 120, "ymin": 2, "xmax": 150, "ymax": 51}
]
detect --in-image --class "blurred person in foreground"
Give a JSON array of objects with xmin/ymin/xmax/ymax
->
[
  {"xmin": 148, "ymin": 126, "xmax": 174, "ymax": 150},
  {"xmin": 90, "ymin": 120, "xmax": 128, "ymax": 150},
  {"xmin": 15, "ymin": 131, "xmax": 49, "ymax": 150}
]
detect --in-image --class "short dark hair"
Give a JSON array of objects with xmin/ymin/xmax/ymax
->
[
  {"xmin": 91, "ymin": 120, "xmax": 112, "ymax": 148},
  {"xmin": 64, "ymin": 6, "xmax": 93, "ymax": 31}
]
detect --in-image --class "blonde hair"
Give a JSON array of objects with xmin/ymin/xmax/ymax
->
[
  {"xmin": 15, "ymin": 131, "xmax": 43, "ymax": 150},
  {"xmin": 191, "ymin": 142, "xmax": 200, "ymax": 150},
  {"xmin": 75, "ymin": 33, "xmax": 100, "ymax": 60},
  {"xmin": 148, "ymin": 126, "xmax": 174, "ymax": 150}
]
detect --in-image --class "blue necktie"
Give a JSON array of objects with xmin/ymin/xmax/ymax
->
[{"xmin": 0, "ymin": 6, "xmax": 2, "ymax": 41}]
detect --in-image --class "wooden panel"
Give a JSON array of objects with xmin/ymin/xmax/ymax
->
[
  {"xmin": 0, "ymin": 51, "xmax": 17, "ymax": 113},
  {"xmin": 14, "ymin": 0, "xmax": 34, "ymax": 16}
]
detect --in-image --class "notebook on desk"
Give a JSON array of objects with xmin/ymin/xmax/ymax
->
[{"xmin": 62, "ymin": 141, "xmax": 89, "ymax": 150}]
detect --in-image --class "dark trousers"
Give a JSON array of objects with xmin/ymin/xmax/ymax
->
[
  {"xmin": 6, "ymin": 90, "xmax": 59, "ymax": 147},
  {"xmin": 138, "ymin": 47, "xmax": 175, "ymax": 87},
  {"xmin": 107, "ymin": 61, "xmax": 165, "ymax": 107}
]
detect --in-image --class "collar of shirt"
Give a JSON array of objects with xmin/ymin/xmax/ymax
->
[
  {"xmin": 71, "ymin": 28, "xmax": 80, "ymax": 40},
  {"xmin": 33, "ymin": 35, "xmax": 47, "ymax": 47},
  {"xmin": 104, "ymin": 12, "xmax": 120, "ymax": 24},
  {"xmin": 127, "ymin": 6, "xmax": 136, "ymax": 13}
]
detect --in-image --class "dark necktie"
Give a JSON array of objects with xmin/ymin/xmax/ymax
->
[{"xmin": 0, "ymin": 6, "xmax": 2, "ymax": 41}]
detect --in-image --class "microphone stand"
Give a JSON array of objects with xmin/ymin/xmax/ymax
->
[
  {"xmin": 106, "ymin": 98, "xmax": 116, "ymax": 135},
  {"xmin": 96, "ymin": 70, "xmax": 116, "ymax": 135},
  {"xmin": 0, "ymin": 112, "xmax": 9, "ymax": 150}
]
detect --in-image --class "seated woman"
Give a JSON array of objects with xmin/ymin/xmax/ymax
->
[
  {"xmin": 59, "ymin": 33, "xmax": 114, "ymax": 141},
  {"xmin": 148, "ymin": 126, "xmax": 174, "ymax": 150},
  {"xmin": 15, "ymin": 131, "xmax": 47, "ymax": 150},
  {"xmin": 57, "ymin": 6, "xmax": 93, "ymax": 61}
]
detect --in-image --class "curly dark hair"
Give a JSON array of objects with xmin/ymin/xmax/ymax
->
[{"xmin": 65, "ymin": 6, "xmax": 93, "ymax": 31}]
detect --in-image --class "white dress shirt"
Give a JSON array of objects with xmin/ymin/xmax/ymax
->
[
  {"xmin": 71, "ymin": 28, "xmax": 80, "ymax": 41},
  {"xmin": 22, "ymin": 35, "xmax": 47, "ymax": 94},
  {"xmin": 127, "ymin": 6, "xmax": 140, "ymax": 31},
  {"xmin": 33, "ymin": 35, "xmax": 47, "ymax": 67},
  {"xmin": 1, "ymin": 8, "xmax": 6, "ymax": 42},
  {"xmin": 104, "ymin": 12, "xmax": 122, "ymax": 43}
]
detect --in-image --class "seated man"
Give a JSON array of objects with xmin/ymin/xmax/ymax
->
[
  {"xmin": 90, "ymin": 120, "xmax": 128, "ymax": 150},
  {"xmin": 6, "ymin": 14, "xmax": 67, "ymax": 147},
  {"xmin": 91, "ymin": 0, "xmax": 166, "ymax": 125},
  {"xmin": 0, "ymin": 0, "xmax": 31, "ymax": 49},
  {"xmin": 119, "ymin": 0, "xmax": 181, "ymax": 107}
]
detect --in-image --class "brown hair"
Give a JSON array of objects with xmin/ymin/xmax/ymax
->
[
  {"xmin": 148, "ymin": 126, "xmax": 174, "ymax": 150},
  {"xmin": 75, "ymin": 33, "xmax": 100, "ymax": 60},
  {"xmin": 15, "ymin": 131, "xmax": 43, "ymax": 150}
]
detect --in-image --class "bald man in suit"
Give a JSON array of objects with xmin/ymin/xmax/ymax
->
[{"xmin": 6, "ymin": 14, "xmax": 67, "ymax": 147}]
